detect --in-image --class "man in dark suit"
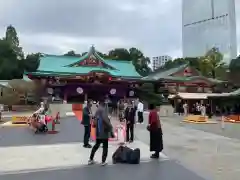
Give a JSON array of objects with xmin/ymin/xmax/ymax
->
[
  {"xmin": 124, "ymin": 103, "xmax": 136, "ymax": 143},
  {"xmin": 82, "ymin": 101, "xmax": 92, "ymax": 148}
]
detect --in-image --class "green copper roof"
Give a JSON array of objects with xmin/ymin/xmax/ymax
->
[
  {"xmin": 143, "ymin": 64, "xmax": 224, "ymax": 83},
  {"xmin": 27, "ymin": 46, "xmax": 141, "ymax": 79},
  {"xmin": 143, "ymin": 64, "xmax": 188, "ymax": 80}
]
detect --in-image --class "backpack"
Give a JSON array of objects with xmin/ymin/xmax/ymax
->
[{"xmin": 112, "ymin": 146, "xmax": 140, "ymax": 164}]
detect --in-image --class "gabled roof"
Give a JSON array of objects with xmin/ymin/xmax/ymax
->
[
  {"xmin": 142, "ymin": 64, "xmax": 188, "ymax": 80},
  {"xmin": 143, "ymin": 64, "xmax": 224, "ymax": 84},
  {"xmin": 66, "ymin": 46, "xmax": 116, "ymax": 70},
  {"xmin": 27, "ymin": 46, "xmax": 142, "ymax": 79}
]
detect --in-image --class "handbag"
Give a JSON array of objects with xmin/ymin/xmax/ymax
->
[{"xmin": 146, "ymin": 125, "xmax": 150, "ymax": 131}]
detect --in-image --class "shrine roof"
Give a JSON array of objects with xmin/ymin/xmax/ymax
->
[
  {"xmin": 27, "ymin": 46, "xmax": 141, "ymax": 79},
  {"xmin": 142, "ymin": 64, "xmax": 188, "ymax": 80},
  {"xmin": 143, "ymin": 64, "xmax": 224, "ymax": 83}
]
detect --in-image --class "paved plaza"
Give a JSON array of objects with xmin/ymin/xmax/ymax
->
[{"xmin": 1, "ymin": 114, "xmax": 240, "ymax": 180}]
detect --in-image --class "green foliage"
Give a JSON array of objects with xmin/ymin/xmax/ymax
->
[
  {"xmin": 136, "ymin": 83, "xmax": 163, "ymax": 106},
  {"xmin": 107, "ymin": 47, "xmax": 151, "ymax": 77},
  {"xmin": 201, "ymin": 47, "xmax": 224, "ymax": 78},
  {"xmin": 0, "ymin": 25, "xmax": 40, "ymax": 80},
  {"xmin": 229, "ymin": 56, "xmax": 240, "ymax": 72},
  {"xmin": 108, "ymin": 48, "xmax": 131, "ymax": 61},
  {"xmin": 5, "ymin": 25, "xmax": 24, "ymax": 60},
  {"xmin": 24, "ymin": 53, "xmax": 41, "ymax": 72},
  {"xmin": 63, "ymin": 50, "xmax": 81, "ymax": 57},
  {"xmin": 0, "ymin": 38, "xmax": 21, "ymax": 79},
  {"xmin": 159, "ymin": 47, "xmax": 226, "ymax": 80},
  {"xmin": 229, "ymin": 56, "xmax": 240, "ymax": 84}
]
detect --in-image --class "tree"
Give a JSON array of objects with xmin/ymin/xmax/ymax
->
[
  {"xmin": 5, "ymin": 25, "xmax": 24, "ymax": 60},
  {"xmin": 129, "ymin": 48, "xmax": 151, "ymax": 76},
  {"xmin": 0, "ymin": 38, "xmax": 21, "ymax": 79},
  {"xmin": 0, "ymin": 26, "xmax": 41, "ymax": 80},
  {"xmin": 229, "ymin": 56, "xmax": 240, "ymax": 84},
  {"xmin": 81, "ymin": 52, "xmax": 88, "ymax": 56},
  {"xmin": 200, "ymin": 47, "xmax": 224, "ymax": 78},
  {"xmin": 64, "ymin": 50, "xmax": 81, "ymax": 57},
  {"xmin": 136, "ymin": 83, "xmax": 163, "ymax": 106},
  {"xmin": 108, "ymin": 48, "xmax": 131, "ymax": 61},
  {"xmin": 24, "ymin": 53, "xmax": 41, "ymax": 72},
  {"xmin": 107, "ymin": 47, "xmax": 151, "ymax": 76}
]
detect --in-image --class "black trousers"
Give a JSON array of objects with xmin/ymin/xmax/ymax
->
[
  {"xmin": 90, "ymin": 139, "xmax": 108, "ymax": 163},
  {"xmin": 83, "ymin": 125, "xmax": 91, "ymax": 146},
  {"xmin": 126, "ymin": 123, "xmax": 134, "ymax": 141},
  {"xmin": 138, "ymin": 111, "xmax": 143, "ymax": 123}
]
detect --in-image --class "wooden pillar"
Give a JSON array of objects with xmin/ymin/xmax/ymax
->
[
  {"xmin": 84, "ymin": 93, "xmax": 88, "ymax": 101},
  {"xmin": 64, "ymin": 91, "xmax": 68, "ymax": 103}
]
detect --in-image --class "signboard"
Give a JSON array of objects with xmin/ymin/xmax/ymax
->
[{"xmin": 11, "ymin": 116, "xmax": 29, "ymax": 124}]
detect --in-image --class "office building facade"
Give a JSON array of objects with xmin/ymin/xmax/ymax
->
[
  {"xmin": 152, "ymin": 55, "xmax": 172, "ymax": 70},
  {"xmin": 182, "ymin": 0, "xmax": 237, "ymax": 62}
]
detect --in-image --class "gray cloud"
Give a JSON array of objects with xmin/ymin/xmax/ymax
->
[
  {"xmin": 0, "ymin": 0, "xmax": 239, "ymax": 59},
  {"xmin": 0, "ymin": 0, "xmax": 182, "ymax": 57}
]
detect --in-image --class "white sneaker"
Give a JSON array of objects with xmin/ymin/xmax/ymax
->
[
  {"xmin": 88, "ymin": 160, "xmax": 96, "ymax": 165},
  {"xmin": 101, "ymin": 162, "xmax": 107, "ymax": 166}
]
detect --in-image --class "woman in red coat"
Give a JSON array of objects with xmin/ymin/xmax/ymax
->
[{"xmin": 147, "ymin": 104, "xmax": 163, "ymax": 159}]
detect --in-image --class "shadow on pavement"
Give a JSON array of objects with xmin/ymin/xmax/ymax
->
[
  {"xmin": 0, "ymin": 160, "xmax": 206, "ymax": 180},
  {"xmin": 0, "ymin": 117, "xmax": 84, "ymax": 147}
]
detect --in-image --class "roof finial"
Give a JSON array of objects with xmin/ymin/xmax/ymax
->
[{"xmin": 90, "ymin": 44, "xmax": 95, "ymax": 53}]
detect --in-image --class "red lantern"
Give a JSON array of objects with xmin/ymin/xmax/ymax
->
[{"xmin": 108, "ymin": 77, "xmax": 112, "ymax": 81}]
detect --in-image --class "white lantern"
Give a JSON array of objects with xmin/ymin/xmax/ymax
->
[
  {"xmin": 76, "ymin": 87, "xmax": 83, "ymax": 94},
  {"xmin": 110, "ymin": 88, "xmax": 116, "ymax": 95},
  {"xmin": 47, "ymin": 88, "xmax": 53, "ymax": 94},
  {"xmin": 129, "ymin": 90, "xmax": 134, "ymax": 97}
]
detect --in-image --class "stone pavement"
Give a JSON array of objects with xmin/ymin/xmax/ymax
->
[
  {"xmin": 0, "ymin": 116, "xmax": 206, "ymax": 180},
  {"xmin": 0, "ymin": 117, "xmax": 166, "ymax": 171},
  {"xmin": 136, "ymin": 115, "xmax": 240, "ymax": 180},
  {"xmin": 161, "ymin": 114, "xmax": 240, "ymax": 140},
  {"xmin": 0, "ymin": 161, "xmax": 205, "ymax": 180}
]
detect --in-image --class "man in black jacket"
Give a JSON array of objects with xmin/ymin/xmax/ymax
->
[
  {"xmin": 82, "ymin": 101, "xmax": 92, "ymax": 148},
  {"xmin": 125, "ymin": 103, "xmax": 136, "ymax": 142}
]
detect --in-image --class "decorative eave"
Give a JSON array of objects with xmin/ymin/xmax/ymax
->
[{"xmin": 66, "ymin": 46, "xmax": 117, "ymax": 70}]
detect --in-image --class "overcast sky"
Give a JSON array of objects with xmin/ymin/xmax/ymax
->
[{"xmin": 0, "ymin": 0, "xmax": 239, "ymax": 59}]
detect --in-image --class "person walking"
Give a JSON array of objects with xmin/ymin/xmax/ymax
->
[
  {"xmin": 147, "ymin": 104, "xmax": 163, "ymax": 159},
  {"xmin": 88, "ymin": 100, "xmax": 114, "ymax": 166},
  {"xmin": 124, "ymin": 103, "xmax": 136, "ymax": 143},
  {"xmin": 82, "ymin": 101, "xmax": 92, "ymax": 148},
  {"xmin": 137, "ymin": 100, "xmax": 144, "ymax": 124}
]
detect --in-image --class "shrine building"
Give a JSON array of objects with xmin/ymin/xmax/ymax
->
[
  {"xmin": 143, "ymin": 64, "xmax": 226, "ymax": 95},
  {"xmin": 25, "ymin": 46, "xmax": 143, "ymax": 103}
]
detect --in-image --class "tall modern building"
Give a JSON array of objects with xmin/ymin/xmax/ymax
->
[
  {"xmin": 152, "ymin": 55, "xmax": 172, "ymax": 70},
  {"xmin": 182, "ymin": 0, "xmax": 237, "ymax": 62}
]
